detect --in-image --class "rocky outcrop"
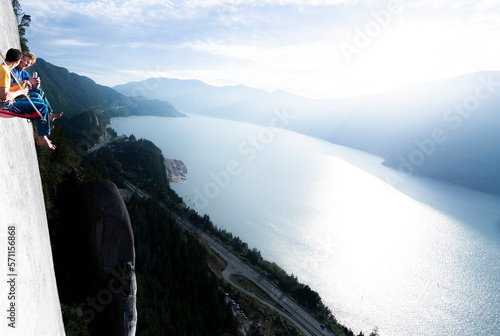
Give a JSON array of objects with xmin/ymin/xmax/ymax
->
[
  {"xmin": 78, "ymin": 180, "xmax": 135, "ymax": 272},
  {"xmin": 76, "ymin": 178, "xmax": 137, "ymax": 336}
]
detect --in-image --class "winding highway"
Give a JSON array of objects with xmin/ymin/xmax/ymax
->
[
  {"xmin": 179, "ymin": 214, "xmax": 336, "ymax": 336},
  {"xmin": 125, "ymin": 181, "xmax": 336, "ymax": 336}
]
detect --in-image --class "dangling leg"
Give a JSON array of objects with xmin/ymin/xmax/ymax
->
[
  {"xmin": 14, "ymin": 98, "xmax": 55, "ymax": 150},
  {"xmin": 36, "ymin": 136, "xmax": 56, "ymax": 150},
  {"xmin": 49, "ymin": 111, "xmax": 63, "ymax": 122},
  {"xmin": 28, "ymin": 89, "xmax": 63, "ymax": 125}
]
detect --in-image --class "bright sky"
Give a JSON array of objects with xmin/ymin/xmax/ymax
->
[{"xmin": 19, "ymin": 0, "xmax": 500, "ymax": 99}]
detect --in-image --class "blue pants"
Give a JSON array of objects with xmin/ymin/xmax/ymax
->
[
  {"xmin": 28, "ymin": 89, "xmax": 53, "ymax": 115},
  {"xmin": 13, "ymin": 97, "xmax": 50, "ymax": 136}
]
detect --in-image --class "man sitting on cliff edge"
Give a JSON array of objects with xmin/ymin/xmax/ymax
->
[
  {"xmin": 12, "ymin": 51, "xmax": 63, "ymax": 124},
  {"xmin": 0, "ymin": 48, "xmax": 55, "ymax": 150}
]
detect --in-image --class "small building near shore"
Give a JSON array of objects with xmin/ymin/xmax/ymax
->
[{"xmin": 165, "ymin": 158, "xmax": 188, "ymax": 184}]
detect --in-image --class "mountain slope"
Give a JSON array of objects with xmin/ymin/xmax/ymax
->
[
  {"xmin": 30, "ymin": 59, "xmax": 185, "ymax": 118},
  {"xmin": 115, "ymin": 73, "xmax": 500, "ymax": 194},
  {"xmin": 376, "ymin": 72, "xmax": 500, "ymax": 193},
  {"xmin": 115, "ymin": 78, "xmax": 269, "ymax": 115},
  {"xmin": 114, "ymin": 78, "xmax": 359, "ymax": 138}
]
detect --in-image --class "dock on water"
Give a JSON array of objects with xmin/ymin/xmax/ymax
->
[{"xmin": 165, "ymin": 158, "xmax": 188, "ymax": 184}]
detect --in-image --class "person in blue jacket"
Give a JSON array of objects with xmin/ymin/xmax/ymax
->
[
  {"xmin": 1, "ymin": 48, "xmax": 54, "ymax": 149},
  {"xmin": 11, "ymin": 51, "xmax": 63, "ymax": 123}
]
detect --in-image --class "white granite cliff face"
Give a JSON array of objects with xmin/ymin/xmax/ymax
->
[{"xmin": 0, "ymin": 0, "xmax": 66, "ymax": 334}]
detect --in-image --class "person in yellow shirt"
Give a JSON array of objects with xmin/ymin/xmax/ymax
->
[
  {"xmin": 1, "ymin": 48, "xmax": 55, "ymax": 150},
  {"xmin": 12, "ymin": 51, "xmax": 63, "ymax": 123}
]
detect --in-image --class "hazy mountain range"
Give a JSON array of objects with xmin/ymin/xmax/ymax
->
[
  {"xmin": 29, "ymin": 58, "xmax": 499, "ymax": 195},
  {"xmin": 30, "ymin": 59, "xmax": 184, "ymax": 118},
  {"xmin": 114, "ymin": 73, "xmax": 500, "ymax": 195}
]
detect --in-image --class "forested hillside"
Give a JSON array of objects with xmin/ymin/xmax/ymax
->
[
  {"xmin": 30, "ymin": 58, "xmax": 185, "ymax": 118},
  {"xmin": 33, "ymin": 58, "xmax": 365, "ymax": 336},
  {"xmin": 115, "ymin": 73, "xmax": 500, "ymax": 195},
  {"xmin": 87, "ymin": 133, "xmax": 357, "ymax": 336},
  {"xmin": 38, "ymin": 128, "xmax": 239, "ymax": 335},
  {"xmin": 127, "ymin": 195, "xmax": 236, "ymax": 335}
]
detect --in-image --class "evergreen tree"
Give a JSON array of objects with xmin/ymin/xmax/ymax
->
[{"xmin": 11, "ymin": 0, "xmax": 31, "ymax": 51}]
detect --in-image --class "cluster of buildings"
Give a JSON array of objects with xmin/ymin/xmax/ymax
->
[{"xmin": 165, "ymin": 158, "xmax": 187, "ymax": 184}]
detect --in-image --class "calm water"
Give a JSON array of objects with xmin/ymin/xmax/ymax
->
[{"xmin": 111, "ymin": 114, "xmax": 500, "ymax": 336}]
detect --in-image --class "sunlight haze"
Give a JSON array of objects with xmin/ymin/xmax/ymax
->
[{"xmin": 20, "ymin": 0, "xmax": 500, "ymax": 99}]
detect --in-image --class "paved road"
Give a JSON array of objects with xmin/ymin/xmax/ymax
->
[
  {"xmin": 123, "ymin": 180, "xmax": 150, "ymax": 199},
  {"xmin": 123, "ymin": 180, "xmax": 336, "ymax": 336},
  {"xmin": 172, "ymin": 213, "xmax": 337, "ymax": 336},
  {"xmin": 88, "ymin": 134, "xmax": 126, "ymax": 154},
  {"xmin": 121, "ymin": 181, "xmax": 335, "ymax": 336}
]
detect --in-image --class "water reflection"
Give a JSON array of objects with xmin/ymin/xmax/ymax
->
[{"xmin": 111, "ymin": 115, "xmax": 500, "ymax": 336}]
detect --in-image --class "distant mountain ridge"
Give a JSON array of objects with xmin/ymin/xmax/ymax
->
[
  {"xmin": 115, "ymin": 78, "xmax": 279, "ymax": 118},
  {"xmin": 114, "ymin": 73, "xmax": 500, "ymax": 195},
  {"xmin": 30, "ymin": 59, "xmax": 184, "ymax": 118},
  {"xmin": 114, "ymin": 78, "xmax": 362, "ymax": 139}
]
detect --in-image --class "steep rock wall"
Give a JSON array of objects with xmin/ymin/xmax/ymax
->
[
  {"xmin": 0, "ymin": 0, "xmax": 65, "ymax": 334},
  {"xmin": 77, "ymin": 179, "xmax": 137, "ymax": 336}
]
